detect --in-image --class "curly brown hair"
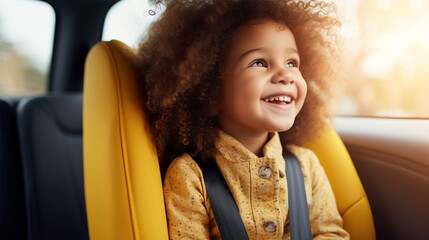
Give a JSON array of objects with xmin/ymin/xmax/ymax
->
[{"xmin": 137, "ymin": 0, "xmax": 343, "ymax": 165}]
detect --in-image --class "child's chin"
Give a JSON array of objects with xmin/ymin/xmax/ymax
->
[
  {"xmin": 276, "ymin": 121, "xmax": 295, "ymax": 133},
  {"xmin": 272, "ymin": 125, "xmax": 293, "ymax": 133}
]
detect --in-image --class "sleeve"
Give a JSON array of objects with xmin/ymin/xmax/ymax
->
[
  {"xmin": 163, "ymin": 154, "xmax": 211, "ymax": 240},
  {"xmin": 307, "ymin": 151, "xmax": 350, "ymax": 240}
]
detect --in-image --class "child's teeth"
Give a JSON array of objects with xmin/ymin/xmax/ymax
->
[{"xmin": 263, "ymin": 96, "xmax": 293, "ymax": 103}]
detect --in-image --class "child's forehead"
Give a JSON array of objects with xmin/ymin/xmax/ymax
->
[{"xmin": 221, "ymin": 19, "xmax": 298, "ymax": 64}]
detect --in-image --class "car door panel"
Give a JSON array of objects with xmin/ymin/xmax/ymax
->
[{"xmin": 335, "ymin": 117, "xmax": 429, "ymax": 239}]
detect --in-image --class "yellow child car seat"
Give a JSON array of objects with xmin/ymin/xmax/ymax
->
[{"xmin": 83, "ymin": 40, "xmax": 375, "ymax": 240}]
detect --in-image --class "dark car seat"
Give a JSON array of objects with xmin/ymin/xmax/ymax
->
[
  {"xmin": 16, "ymin": 94, "xmax": 88, "ymax": 239},
  {"xmin": 0, "ymin": 98, "xmax": 27, "ymax": 239}
]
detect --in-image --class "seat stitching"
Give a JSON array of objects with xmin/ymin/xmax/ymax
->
[
  {"xmin": 106, "ymin": 41, "xmax": 140, "ymax": 239},
  {"xmin": 341, "ymin": 195, "xmax": 366, "ymax": 216}
]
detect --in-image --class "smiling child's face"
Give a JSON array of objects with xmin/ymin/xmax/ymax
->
[{"xmin": 217, "ymin": 19, "xmax": 307, "ymax": 139}]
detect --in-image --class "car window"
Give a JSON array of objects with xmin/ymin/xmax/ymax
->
[
  {"xmin": 336, "ymin": 0, "xmax": 429, "ymax": 118},
  {"xmin": 102, "ymin": 0, "xmax": 164, "ymax": 49},
  {"xmin": 0, "ymin": 0, "xmax": 54, "ymax": 97},
  {"xmin": 104, "ymin": 0, "xmax": 428, "ymax": 118}
]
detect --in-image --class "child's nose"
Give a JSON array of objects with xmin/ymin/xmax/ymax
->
[{"xmin": 271, "ymin": 68, "xmax": 295, "ymax": 85}]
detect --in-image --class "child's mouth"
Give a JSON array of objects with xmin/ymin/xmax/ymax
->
[{"xmin": 262, "ymin": 95, "xmax": 293, "ymax": 105}]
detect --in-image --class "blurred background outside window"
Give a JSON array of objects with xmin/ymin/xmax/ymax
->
[
  {"xmin": 103, "ymin": 0, "xmax": 163, "ymax": 49},
  {"xmin": 0, "ymin": 0, "xmax": 54, "ymax": 97},
  {"xmin": 1, "ymin": 0, "xmax": 427, "ymax": 118},
  {"xmin": 103, "ymin": 0, "xmax": 429, "ymax": 118},
  {"xmin": 336, "ymin": 0, "xmax": 429, "ymax": 118}
]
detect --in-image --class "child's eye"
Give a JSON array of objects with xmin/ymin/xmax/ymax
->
[
  {"xmin": 250, "ymin": 60, "xmax": 267, "ymax": 68},
  {"xmin": 286, "ymin": 60, "xmax": 298, "ymax": 68}
]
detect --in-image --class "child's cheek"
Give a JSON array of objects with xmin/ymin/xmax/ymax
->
[{"xmin": 296, "ymin": 77, "xmax": 308, "ymax": 113}]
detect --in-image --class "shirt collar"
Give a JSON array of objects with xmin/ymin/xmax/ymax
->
[{"xmin": 214, "ymin": 129, "xmax": 284, "ymax": 162}]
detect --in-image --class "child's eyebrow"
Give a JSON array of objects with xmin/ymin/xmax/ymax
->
[
  {"xmin": 288, "ymin": 48, "xmax": 299, "ymax": 56},
  {"xmin": 238, "ymin": 48, "xmax": 266, "ymax": 60},
  {"xmin": 238, "ymin": 47, "xmax": 299, "ymax": 60}
]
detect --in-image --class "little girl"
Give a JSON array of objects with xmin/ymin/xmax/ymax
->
[{"xmin": 138, "ymin": 0, "xmax": 349, "ymax": 239}]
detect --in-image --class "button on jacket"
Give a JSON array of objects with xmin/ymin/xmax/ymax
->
[{"xmin": 163, "ymin": 130, "xmax": 349, "ymax": 239}]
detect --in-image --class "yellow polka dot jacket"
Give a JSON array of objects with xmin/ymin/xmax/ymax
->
[{"xmin": 163, "ymin": 130, "xmax": 350, "ymax": 239}]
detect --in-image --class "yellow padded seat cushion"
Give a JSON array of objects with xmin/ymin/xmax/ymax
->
[
  {"xmin": 304, "ymin": 125, "xmax": 376, "ymax": 240},
  {"xmin": 84, "ymin": 40, "xmax": 168, "ymax": 240}
]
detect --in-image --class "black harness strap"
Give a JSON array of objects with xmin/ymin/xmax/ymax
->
[
  {"xmin": 196, "ymin": 158, "xmax": 250, "ymax": 240},
  {"xmin": 196, "ymin": 149, "xmax": 312, "ymax": 240},
  {"xmin": 283, "ymin": 150, "xmax": 313, "ymax": 240}
]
